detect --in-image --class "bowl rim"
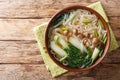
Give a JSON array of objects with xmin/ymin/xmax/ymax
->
[{"xmin": 44, "ymin": 5, "xmax": 111, "ymax": 71}]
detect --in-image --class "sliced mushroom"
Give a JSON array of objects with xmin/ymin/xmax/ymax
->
[
  {"xmin": 77, "ymin": 33, "xmax": 84, "ymax": 39},
  {"xmin": 69, "ymin": 32, "xmax": 72, "ymax": 37},
  {"xmin": 86, "ymin": 39, "xmax": 92, "ymax": 47},
  {"xmin": 86, "ymin": 42, "xmax": 90, "ymax": 47},
  {"xmin": 82, "ymin": 38, "xmax": 87, "ymax": 45},
  {"xmin": 63, "ymin": 30, "xmax": 69, "ymax": 36},
  {"xmin": 83, "ymin": 32, "xmax": 90, "ymax": 38},
  {"xmin": 72, "ymin": 29, "xmax": 78, "ymax": 35},
  {"xmin": 92, "ymin": 38, "xmax": 100, "ymax": 45},
  {"xmin": 90, "ymin": 33, "xmax": 94, "ymax": 38}
]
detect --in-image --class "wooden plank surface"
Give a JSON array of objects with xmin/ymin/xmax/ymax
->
[
  {"xmin": 0, "ymin": 0, "xmax": 119, "ymax": 18},
  {"xmin": 0, "ymin": 17, "xmax": 119, "ymax": 40},
  {"xmin": 0, "ymin": 64, "xmax": 119, "ymax": 80},
  {"xmin": 0, "ymin": 0, "xmax": 119, "ymax": 80},
  {"xmin": 0, "ymin": 18, "xmax": 49, "ymax": 40},
  {"xmin": 0, "ymin": 40, "xmax": 43, "ymax": 64},
  {"xmin": 0, "ymin": 40, "xmax": 119, "ymax": 64}
]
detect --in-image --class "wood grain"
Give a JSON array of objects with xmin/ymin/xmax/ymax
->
[
  {"xmin": 0, "ymin": 64, "xmax": 119, "ymax": 80},
  {"xmin": 0, "ymin": 40, "xmax": 119, "ymax": 64},
  {"xmin": 0, "ymin": 17, "xmax": 119, "ymax": 40},
  {"xmin": 0, "ymin": 0, "xmax": 119, "ymax": 79},
  {"xmin": 0, "ymin": 18, "xmax": 49, "ymax": 40},
  {"xmin": 0, "ymin": 41, "xmax": 43, "ymax": 64},
  {"xmin": 0, "ymin": 0, "xmax": 119, "ymax": 18},
  {"xmin": 0, "ymin": 64, "xmax": 53, "ymax": 80}
]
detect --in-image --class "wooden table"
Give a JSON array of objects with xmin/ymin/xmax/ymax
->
[{"xmin": 0, "ymin": 0, "xmax": 119, "ymax": 80}]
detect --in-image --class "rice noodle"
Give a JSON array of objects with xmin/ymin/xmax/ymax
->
[{"xmin": 49, "ymin": 9, "xmax": 107, "ymax": 67}]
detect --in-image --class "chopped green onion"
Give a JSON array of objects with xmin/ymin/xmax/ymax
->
[
  {"xmin": 94, "ymin": 29, "xmax": 99, "ymax": 37},
  {"xmin": 84, "ymin": 58, "xmax": 93, "ymax": 67},
  {"xmin": 86, "ymin": 47, "xmax": 92, "ymax": 59},
  {"xmin": 82, "ymin": 19, "xmax": 92, "ymax": 25},
  {"xmin": 54, "ymin": 35, "xmax": 60, "ymax": 44},
  {"xmin": 103, "ymin": 37, "xmax": 107, "ymax": 44},
  {"xmin": 99, "ymin": 49, "xmax": 104, "ymax": 57},
  {"xmin": 98, "ymin": 19, "xmax": 104, "ymax": 29},
  {"xmin": 59, "ymin": 55, "xmax": 68, "ymax": 62},
  {"xmin": 102, "ymin": 33, "xmax": 107, "ymax": 40},
  {"xmin": 60, "ymin": 25, "xmax": 69, "ymax": 31},
  {"xmin": 70, "ymin": 14, "xmax": 76, "ymax": 22},
  {"xmin": 102, "ymin": 33, "xmax": 107, "ymax": 44}
]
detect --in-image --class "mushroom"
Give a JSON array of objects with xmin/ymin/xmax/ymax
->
[
  {"xmin": 77, "ymin": 33, "xmax": 84, "ymax": 39},
  {"xmin": 82, "ymin": 38, "xmax": 87, "ymax": 45},
  {"xmin": 92, "ymin": 38, "xmax": 100, "ymax": 45},
  {"xmin": 83, "ymin": 32, "xmax": 90, "ymax": 38},
  {"xmin": 63, "ymin": 30, "xmax": 69, "ymax": 36},
  {"xmin": 69, "ymin": 32, "xmax": 72, "ymax": 36},
  {"xmin": 86, "ymin": 40, "xmax": 92, "ymax": 47},
  {"xmin": 86, "ymin": 41, "xmax": 90, "ymax": 47},
  {"xmin": 72, "ymin": 29, "xmax": 78, "ymax": 35},
  {"xmin": 90, "ymin": 33, "xmax": 94, "ymax": 38}
]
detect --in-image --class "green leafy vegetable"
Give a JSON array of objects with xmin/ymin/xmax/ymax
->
[
  {"xmin": 84, "ymin": 47, "xmax": 100, "ymax": 67},
  {"xmin": 86, "ymin": 47, "xmax": 92, "ymax": 59},
  {"xmin": 82, "ymin": 47, "xmax": 92, "ymax": 67},
  {"xmin": 64, "ymin": 44, "xmax": 82, "ymax": 67},
  {"xmin": 82, "ymin": 19, "xmax": 92, "ymax": 25},
  {"xmin": 69, "ymin": 37, "xmax": 87, "ymax": 53},
  {"xmin": 50, "ymin": 14, "xmax": 65, "ymax": 27},
  {"xmin": 83, "ymin": 58, "xmax": 92, "ymax": 67},
  {"xmin": 63, "ymin": 44, "xmax": 94, "ymax": 68},
  {"xmin": 52, "ymin": 34, "xmax": 103, "ymax": 68}
]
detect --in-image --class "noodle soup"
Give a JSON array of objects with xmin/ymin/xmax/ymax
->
[{"xmin": 47, "ymin": 9, "xmax": 108, "ymax": 68}]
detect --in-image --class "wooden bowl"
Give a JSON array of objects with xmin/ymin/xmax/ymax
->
[{"xmin": 45, "ymin": 5, "xmax": 110, "ymax": 71}]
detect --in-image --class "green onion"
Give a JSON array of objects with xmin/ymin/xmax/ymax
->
[
  {"xmin": 82, "ymin": 19, "xmax": 92, "ymax": 25},
  {"xmin": 86, "ymin": 47, "xmax": 92, "ymax": 59},
  {"xmin": 54, "ymin": 36, "xmax": 60, "ymax": 44},
  {"xmin": 99, "ymin": 49, "xmax": 104, "ymax": 57},
  {"xmin": 94, "ymin": 29, "xmax": 99, "ymax": 37},
  {"xmin": 98, "ymin": 19, "xmax": 104, "ymax": 29},
  {"xmin": 84, "ymin": 58, "xmax": 92, "ymax": 67},
  {"xmin": 102, "ymin": 33, "xmax": 107, "ymax": 44},
  {"xmin": 70, "ymin": 14, "xmax": 76, "ymax": 22},
  {"xmin": 60, "ymin": 25, "xmax": 69, "ymax": 31},
  {"xmin": 103, "ymin": 37, "xmax": 107, "ymax": 44},
  {"xmin": 102, "ymin": 33, "xmax": 107, "ymax": 40},
  {"xmin": 59, "ymin": 55, "xmax": 68, "ymax": 62}
]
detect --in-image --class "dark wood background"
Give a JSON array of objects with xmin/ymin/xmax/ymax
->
[{"xmin": 0, "ymin": 0, "xmax": 120, "ymax": 80}]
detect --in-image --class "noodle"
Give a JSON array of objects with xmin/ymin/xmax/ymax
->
[{"xmin": 49, "ymin": 9, "xmax": 107, "ymax": 68}]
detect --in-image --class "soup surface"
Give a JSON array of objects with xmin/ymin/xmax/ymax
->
[{"xmin": 48, "ymin": 9, "xmax": 107, "ymax": 68}]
